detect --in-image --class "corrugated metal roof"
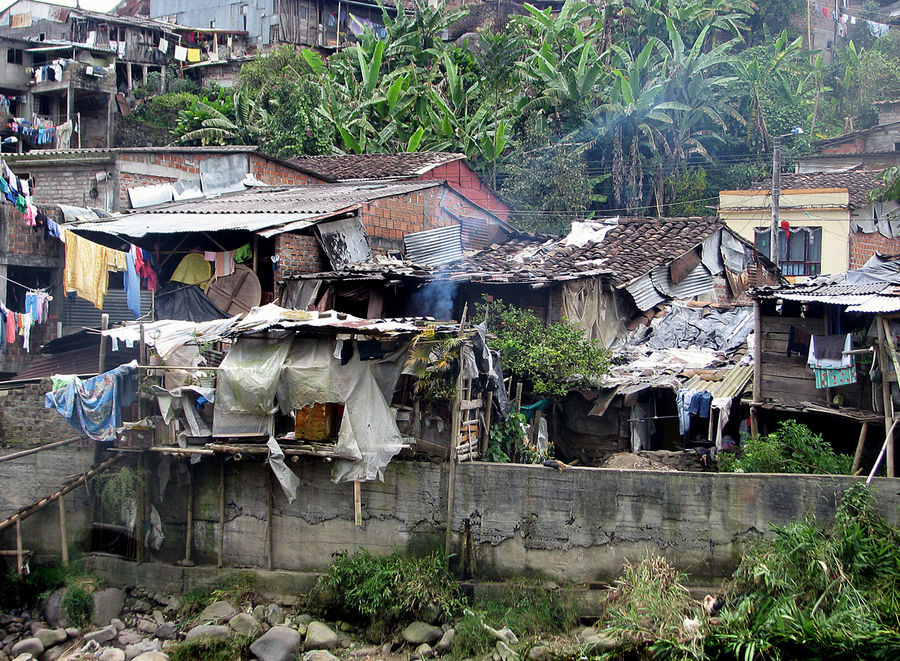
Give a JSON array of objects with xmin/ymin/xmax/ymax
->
[
  {"xmin": 682, "ymin": 365, "xmax": 754, "ymax": 399},
  {"xmin": 404, "ymin": 225, "xmax": 463, "ymax": 266},
  {"xmin": 67, "ymin": 182, "xmax": 442, "ymax": 247},
  {"xmin": 625, "ymin": 273, "xmax": 667, "ymax": 311},
  {"xmin": 845, "ymin": 296, "xmax": 900, "ymax": 313},
  {"xmin": 650, "ymin": 263, "xmax": 714, "ymax": 299}
]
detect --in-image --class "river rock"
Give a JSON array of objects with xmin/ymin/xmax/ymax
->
[
  {"xmin": 296, "ymin": 614, "xmax": 313, "ymax": 626},
  {"xmin": 136, "ymin": 620, "xmax": 157, "ymax": 636},
  {"xmin": 581, "ymin": 632, "xmax": 617, "ymax": 651},
  {"xmin": 151, "ymin": 611, "xmax": 164, "ymax": 627},
  {"xmin": 131, "ymin": 653, "xmax": 169, "ymax": 661},
  {"xmin": 83, "ymin": 626, "xmax": 118, "ymax": 643},
  {"xmin": 527, "ymin": 645, "xmax": 549, "ymax": 660},
  {"xmin": 154, "ymin": 623, "xmax": 176, "ymax": 640},
  {"xmin": 43, "ymin": 590, "xmax": 66, "ymax": 629},
  {"xmin": 250, "ymin": 626, "xmax": 301, "ymax": 661},
  {"xmin": 265, "ymin": 604, "xmax": 285, "ymax": 626},
  {"xmin": 92, "ymin": 589, "xmax": 126, "ymax": 627},
  {"xmin": 198, "ymin": 601, "xmax": 235, "ymax": 623},
  {"xmin": 496, "ymin": 640, "xmax": 516, "ymax": 661},
  {"xmin": 413, "ymin": 643, "xmax": 433, "ymax": 659},
  {"xmin": 303, "ymin": 622, "xmax": 338, "ymax": 651},
  {"xmin": 40, "ymin": 644, "xmax": 69, "ymax": 661},
  {"xmin": 118, "ymin": 630, "xmax": 144, "ymax": 646},
  {"xmin": 124, "ymin": 640, "xmax": 162, "ymax": 661},
  {"xmin": 302, "ymin": 651, "xmax": 340, "ymax": 661},
  {"xmin": 99, "ymin": 649, "xmax": 126, "ymax": 661},
  {"xmin": 434, "ymin": 628, "xmax": 454, "ymax": 653},
  {"xmin": 63, "ymin": 628, "xmax": 79, "ymax": 639},
  {"xmin": 10, "ymin": 639, "xmax": 43, "ymax": 659},
  {"xmin": 33, "ymin": 629, "xmax": 65, "ymax": 648},
  {"xmin": 402, "ymin": 622, "xmax": 443, "ymax": 645},
  {"xmin": 251, "ymin": 606, "xmax": 266, "ymax": 622},
  {"xmin": 185, "ymin": 625, "xmax": 231, "ymax": 641},
  {"xmin": 13, "ymin": 655, "xmax": 34, "ymax": 661},
  {"xmin": 130, "ymin": 600, "xmax": 152, "ymax": 614},
  {"xmin": 228, "ymin": 614, "xmax": 259, "ymax": 637}
]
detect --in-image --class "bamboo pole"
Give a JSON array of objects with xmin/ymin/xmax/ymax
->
[
  {"xmin": 880, "ymin": 317, "xmax": 899, "ymax": 477},
  {"xmin": 353, "ymin": 479, "xmax": 362, "ymax": 527},
  {"xmin": 0, "ymin": 456, "xmax": 121, "ymax": 534},
  {"xmin": 136, "ymin": 452, "xmax": 145, "ymax": 564},
  {"xmin": 852, "ymin": 422, "xmax": 869, "ymax": 475},
  {"xmin": 0, "ymin": 437, "xmax": 83, "ymax": 463},
  {"xmin": 751, "ymin": 300, "xmax": 762, "ymax": 437},
  {"xmin": 58, "ymin": 494, "xmax": 69, "ymax": 566},
  {"xmin": 16, "ymin": 519, "xmax": 23, "ymax": 576},
  {"xmin": 481, "ymin": 391, "xmax": 493, "ymax": 457},
  {"xmin": 868, "ymin": 416, "xmax": 900, "ymax": 483},
  {"xmin": 98, "ymin": 314, "xmax": 109, "ymax": 373}
]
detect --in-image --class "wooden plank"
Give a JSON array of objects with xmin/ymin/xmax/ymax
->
[{"xmin": 459, "ymin": 400, "xmax": 482, "ymax": 411}]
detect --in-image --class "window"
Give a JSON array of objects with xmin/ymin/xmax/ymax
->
[
  {"xmin": 755, "ymin": 226, "xmax": 822, "ymax": 277},
  {"xmin": 6, "ymin": 48, "xmax": 23, "ymax": 65},
  {"xmin": 894, "ymin": 142, "xmax": 900, "ymax": 152}
]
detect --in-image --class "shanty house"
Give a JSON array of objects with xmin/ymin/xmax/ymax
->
[{"xmin": 750, "ymin": 254, "xmax": 900, "ymax": 477}]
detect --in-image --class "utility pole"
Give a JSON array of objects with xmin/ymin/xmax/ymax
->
[{"xmin": 770, "ymin": 136, "xmax": 782, "ymax": 266}]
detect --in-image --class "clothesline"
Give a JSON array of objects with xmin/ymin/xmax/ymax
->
[{"xmin": 0, "ymin": 270, "xmax": 47, "ymax": 292}]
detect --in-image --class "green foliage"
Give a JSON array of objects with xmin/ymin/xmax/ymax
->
[
  {"xmin": 484, "ymin": 412, "xmax": 553, "ymax": 464},
  {"xmin": 452, "ymin": 585, "xmax": 578, "ymax": 658},
  {"xmin": 597, "ymin": 555, "xmax": 702, "ymax": 658},
  {"xmin": 93, "ymin": 465, "xmax": 144, "ymax": 523},
  {"xmin": 169, "ymin": 635, "xmax": 251, "ymax": 661},
  {"xmin": 717, "ymin": 420, "xmax": 852, "ymax": 475},
  {"xmin": 179, "ymin": 588, "xmax": 213, "ymax": 617},
  {"xmin": 871, "ymin": 165, "xmax": 900, "ymax": 203},
  {"xmin": 318, "ymin": 548, "xmax": 464, "ymax": 626},
  {"xmin": 706, "ymin": 482, "xmax": 900, "ymax": 659},
  {"xmin": 405, "ymin": 329, "xmax": 463, "ymax": 404},
  {"xmin": 134, "ymin": 92, "xmax": 201, "ymax": 129},
  {"xmin": 477, "ymin": 298, "xmax": 610, "ymax": 397},
  {"xmin": 665, "ymin": 167, "xmax": 708, "ymax": 216},
  {"xmin": 61, "ymin": 584, "xmax": 93, "ymax": 627}
]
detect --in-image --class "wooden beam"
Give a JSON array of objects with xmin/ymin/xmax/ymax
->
[
  {"xmin": 353, "ymin": 479, "xmax": 362, "ymax": 527},
  {"xmin": 265, "ymin": 469, "xmax": 273, "ymax": 571},
  {"xmin": 880, "ymin": 317, "xmax": 899, "ymax": 478},
  {"xmin": 218, "ymin": 455, "xmax": 225, "ymax": 568},
  {"xmin": 0, "ymin": 437, "xmax": 83, "ymax": 463},
  {"xmin": 852, "ymin": 421, "xmax": 869, "ymax": 475},
  {"xmin": 444, "ymin": 304, "xmax": 467, "ymax": 566},
  {"xmin": 184, "ymin": 463, "xmax": 193, "ymax": 565},
  {"xmin": 58, "ymin": 494, "xmax": 69, "ymax": 567}
]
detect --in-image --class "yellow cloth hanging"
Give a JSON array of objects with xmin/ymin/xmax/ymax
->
[
  {"xmin": 170, "ymin": 252, "xmax": 213, "ymax": 285},
  {"xmin": 187, "ymin": 48, "xmax": 202, "ymax": 62},
  {"xmin": 63, "ymin": 229, "xmax": 127, "ymax": 310}
]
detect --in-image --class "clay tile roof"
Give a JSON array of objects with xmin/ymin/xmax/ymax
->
[
  {"xmin": 287, "ymin": 153, "xmax": 466, "ymax": 182},
  {"xmin": 750, "ymin": 170, "xmax": 884, "ymax": 209},
  {"xmin": 450, "ymin": 216, "xmax": 724, "ymax": 286}
]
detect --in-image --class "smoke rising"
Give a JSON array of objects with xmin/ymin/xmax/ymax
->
[{"xmin": 411, "ymin": 279, "xmax": 457, "ymax": 320}]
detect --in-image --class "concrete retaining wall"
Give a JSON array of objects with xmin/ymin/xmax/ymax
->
[{"xmin": 5, "ymin": 452, "xmax": 900, "ymax": 583}]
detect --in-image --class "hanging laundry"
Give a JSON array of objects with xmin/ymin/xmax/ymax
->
[
  {"xmin": 125, "ymin": 248, "xmax": 141, "ymax": 319},
  {"xmin": 187, "ymin": 48, "xmax": 202, "ymax": 62},
  {"xmin": 19, "ymin": 312, "xmax": 32, "ymax": 352},
  {"xmin": 807, "ymin": 334, "xmax": 851, "ymax": 369},
  {"xmin": 170, "ymin": 252, "xmax": 212, "ymax": 285},
  {"xmin": 174, "ymin": 45, "xmax": 188, "ymax": 61},
  {"xmin": 137, "ymin": 247, "xmax": 158, "ymax": 292},
  {"xmin": 158, "ymin": 37, "xmax": 169, "ymax": 53},
  {"xmin": 234, "ymin": 243, "xmax": 252, "ymax": 263},
  {"xmin": 813, "ymin": 361, "xmax": 857, "ymax": 389},
  {"xmin": 688, "ymin": 390, "xmax": 713, "ymax": 418},
  {"xmin": 676, "ymin": 389, "xmax": 696, "ymax": 436},
  {"xmin": 63, "ymin": 229, "xmax": 128, "ymax": 310},
  {"xmin": 45, "ymin": 361, "xmax": 140, "ymax": 441},
  {"xmin": 214, "ymin": 251, "xmax": 235, "ymax": 278}
]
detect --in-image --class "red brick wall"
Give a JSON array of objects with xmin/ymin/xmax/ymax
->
[
  {"xmin": 821, "ymin": 137, "xmax": 866, "ymax": 155},
  {"xmin": 422, "ymin": 161, "xmax": 510, "ymax": 220},
  {"xmin": 249, "ymin": 155, "xmax": 321, "ymax": 186},
  {"xmin": 362, "ymin": 191, "xmax": 435, "ymax": 240},
  {"xmin": 849, "ymin": 229, "xmax": 900, "ymax": 268},
  {"xmin": 273, "ymin": 233, "xmax": 325, "ymax": 299}
]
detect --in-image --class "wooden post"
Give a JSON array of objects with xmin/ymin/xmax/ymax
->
[
  {"xmin": 217, "ymin": 455, "xmax": 225, "ymax": 568},
  {"xmin": 444, "ymin": 304, "xmax": 467, "ymax": 566},
  {"xmin": 16, "ymin": 519, "xmax": 23, "ymax": 576},
  {"xmin": 514, "ymin": 382, "xmax": 523, "ymax": 413},
  {"xmin": 265, "ymin": 469, "xmax": 273, "ymax": 571},
  {"xmin": 138, "ymin": 324, "xmax": 147, "ymax": 419},
  {"xmin": 852, "ymin": 421, "xmax": 869, "ymax": 475},
  {"xmin": 58, "ymin": 494, "xmax": 69, "ymax": 566},
  {"xmin": 880, "ymin": 317, "xmax": 899, "ymax": 477},
  {"xmin": 353, "ymin": 479, "xmax": 361, "ymax": 527},
  {"xmin": 877, "ymin": 317, "xmax": 893, "ymax": 432},
  {"xmin": 482, "ymin": 391, "xmax": 493, "ymax": 456},
  {"xmin": 751, "ymin": 300, "xmax": 762, "ymax": 437},
  {"xmin": 184, "ymin": 463, "xmax": 193, "ymax": 564},
  {"xmin": 98, "ymin": 313, "xmax": 110, "ymax": 373},
  {"xmin": 136, "ymin": 453, "xmax": 145, "ymax": 564},
  {"xmin": 533, "ymin": 410, "xmax": 543, "ymax": 445}
]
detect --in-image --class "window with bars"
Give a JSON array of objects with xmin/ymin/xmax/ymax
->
[{"xmin": 754, "ymin": 226, "xmax": 822, "ymax": 276}]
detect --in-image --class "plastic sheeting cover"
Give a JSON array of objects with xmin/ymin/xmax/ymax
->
[
  {"xmin": 217, "ymin": 337, "xmax": 293, "ymax": 417},
  {"xmin": 154, "ymin": 283, "xmax": 228, "ymax": 322},
  {"xmin": 644, "ymin": 304, "xmax": 754, "ymax": 355},
  {"xmin": 267, "ymin": 436, "xmax": 301, "ymax": 502}
]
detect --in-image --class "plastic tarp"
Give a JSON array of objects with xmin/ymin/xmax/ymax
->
[
  {"xmin": 844, "ymin": 254, "xmax": 900, "ymax": 286},
  {"xmin": 642, "ymin": 304, "xmax": 753, "ymax": 355},
  {"xmin": 267, "ymin": 436, "xmax": 301, "ymax": 502},
  {"xmin": 276, "ymin": 340, "xmax": 405, "ymax": 482},
  {"xmin": 562, "ymin": 279, "xmax": 623, "ymax": 347},
  {"xmin": 217, "ymin": 337, "xmax": 293, "ymax": 417},
  {"xmin": 154, "ymin": 283, "xmax": 228, "ymax": 322}
]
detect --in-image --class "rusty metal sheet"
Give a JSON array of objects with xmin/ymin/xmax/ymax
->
[
  {"xmin": 316, "ymin": 216, "xmax": 372, "ymax": 269},
  {"xmin": 404, "ymin": 225, "xmax": 463, "ymax": 266}
]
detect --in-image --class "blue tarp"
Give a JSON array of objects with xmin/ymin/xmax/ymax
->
[{"xmin": 45, "ymin": 361, "xmax": 139, "ymax": 441}]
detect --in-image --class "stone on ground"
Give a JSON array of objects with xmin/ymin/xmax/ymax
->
[
  {"xmin": 434, "ymin": 628, "xmax": 454, "ymax": 653},
  {"xmin": 10, "ymin": 639, "xmax": 43, "ymax": 659},
  {"xmin": 98, "ymin": 648, "xmax": 126, "ymax": 661},
  {"xmin": 250, "ymin": 625, "xmax": 301, "ymax": 661},
  {"xmin": 117, "ymin": 630, "xmax": 143, "ymax": 646},
  {"xmin": 185, "ymin": 624, "xmax": 232, "ymax": 641},
  {"xmin": 33, "ymin": 629, "xmax": 66, "ymax": 648},
  {"xmin": 302, "ymin": 651, "xmax": 340, "ymax": 661},
  {"xmin": 198, "ymin": 601, "xmax": 236, "ymax": 623},
  {"xmin": 154, "ymin": 623, "xmax": 176, "ymax": 640},
  {"xmin": 413, "ymin": 643, "xmax": 433, "ymax": 659},
  {"xmin": 130, "ymin": 653, "xmax": 170, "ymax": 661},
  {"xmin": 40, "ymin": 644, "xmax": 70, "ymax": 661},
  {"xmin": 43, "ymin": 589, "xmax": 66, "ymax": 628},
  {"xmin": 496, "ymin": 640, "xmax": 516, "ymax": 661},
  {"xmin": 124, "ymin": 640, "xmax": 162, "ymax": 660},
  {"xmin": 83, "ymin": 625, "xmax": 118, "ymax": 643},
  {"xmin": 136, "ymin": 619, "xmax": 157, "ymax": 635},
  {"xmin": 303, "ymin": 622, "xmax": 339, "ymax": 651},
  {"xmin": 265, "ymin": 604, "xmax": 285, "ymax": 626},
  {"xmin": 527, "ymin": 645, "xmax": 549, "ymax": 660},
  {"xmin": 229, "ymin": 613, "xmax": 260, "ymax": 637},
  {"xmin": 402, "ymin": 622, "xmax": 443, "ymax": 645},
  {"xmin": 91, "ymin": 589, "xmax": 126, "ymax": 627}
]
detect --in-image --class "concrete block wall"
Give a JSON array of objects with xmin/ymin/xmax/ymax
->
[
  {"xmin": 0, "ymin": 382, "xmax": 77, "ymax": 448},
  {"xmin": 849, "ymin": 229, "xmax": 900, "ymax": 268}
]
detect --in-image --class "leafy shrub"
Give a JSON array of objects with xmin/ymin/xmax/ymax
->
[
  {"xmin": 717, "ymin": 420, "xmax": 852, "ymax": 474},
  {"xmin": 477, "ymin": 298, "xmax": 610, "ymax": 397},
  {"xmin": 134, "ymin": 92, "xmax": 202, "ymax": 128},
  {"xmin": 169, "ymin": 635, "xmax": 251, "ymax": 661},
  {"xmin": 317, "ymin": 548, "xmax": 464, "ymax": 626},
  {"xmin": 0, "ymin": 562, "xmax": 87, "ymax": 611},
  {"xmin": 61, "ymin": 584, "xmax": 93, "ymax": 627},
  {"xmin": 706, "ymin": 482, "xmax": 900, "ymax": 659},
  {"xmin": 484, "ymin": 412, "xmax": 552, "ymax": 464},
  {"xmin": 179, "ymin": 588, "xmax": 212, "ymax": 617}
]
